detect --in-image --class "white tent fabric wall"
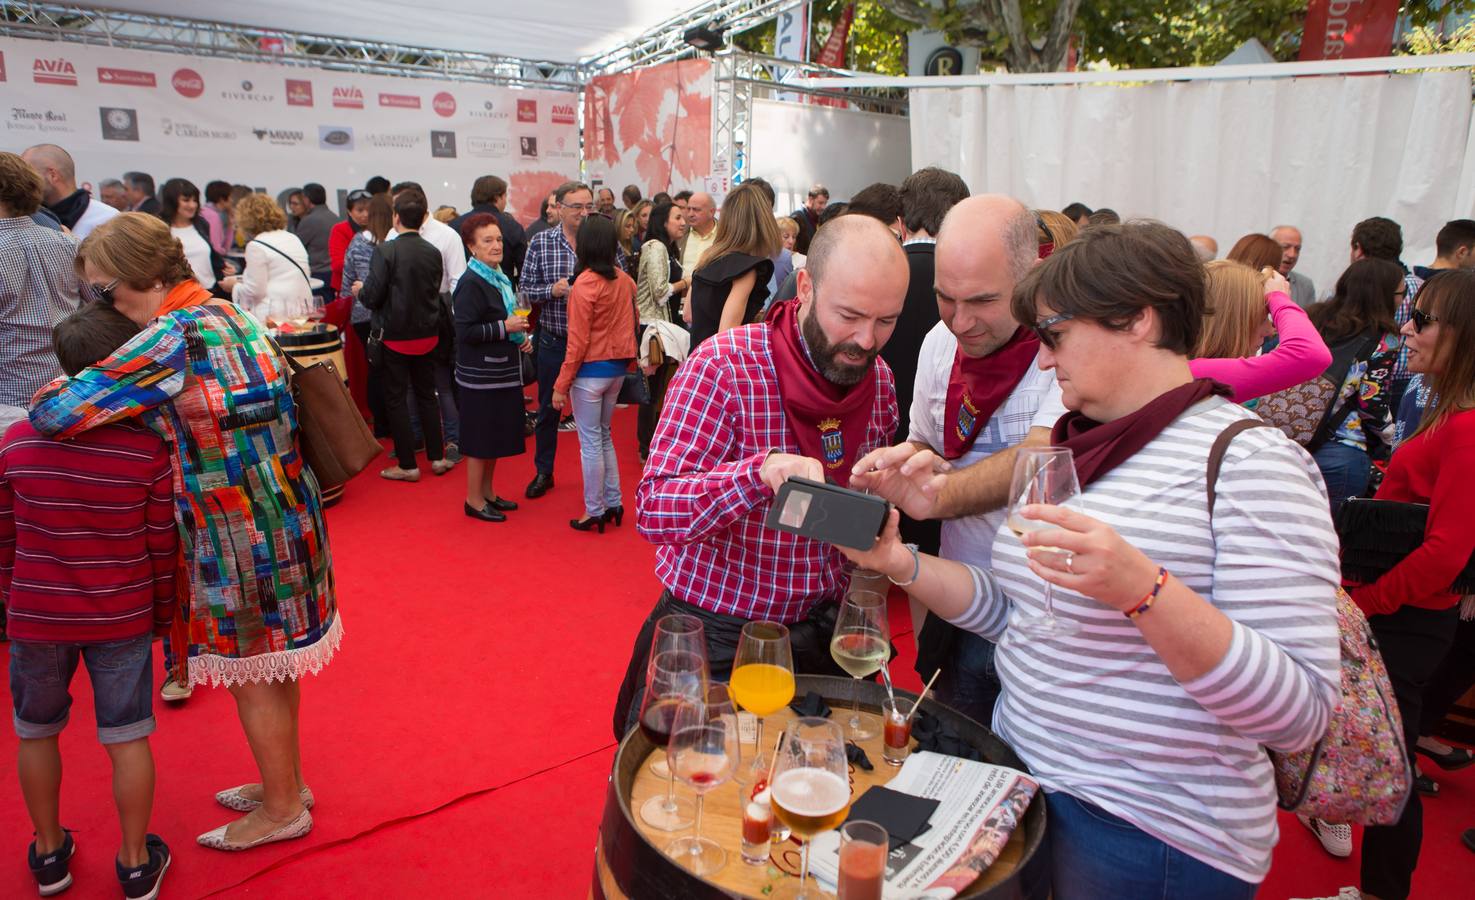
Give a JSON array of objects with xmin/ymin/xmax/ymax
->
[
  {"xmin": 748, "ymin": 99, "xmax": 911, "ymax": 214},
  {"xmin": 909, "ymin": 71, "xmax": 1475, "ymax": 295}
]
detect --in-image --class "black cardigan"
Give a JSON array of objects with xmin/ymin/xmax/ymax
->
[
  {"xmin": 452, "ymin": 268, "xmax": 522, "ymax": 390},
  {"xmin": 357, "ymin": 232, "xmax": 444, "ymax": 340}
]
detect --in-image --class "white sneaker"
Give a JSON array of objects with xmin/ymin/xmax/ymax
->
[
  {"xmin": 1298, "ymin": 814, "xmax": 1353, "ymax": 858},
  {"xmin": 160, "ymin": 678, "xmax": 193, "ymax": 702},
  {"xmin": 1289, "ymin": 888, "xmax": 1360, "ymax": 900}
]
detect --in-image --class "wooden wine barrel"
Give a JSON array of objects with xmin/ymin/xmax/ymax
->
[
  {"xmin": 275, "ymin": 324, "xmax": 349, "ymax": 507},
  {"xmin": 592, "ymin": 674, "xmax": 1049, "ymax": 900}
]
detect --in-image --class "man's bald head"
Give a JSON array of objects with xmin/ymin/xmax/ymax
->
[
  {"xmin": 807, "ymin": 214, "xmax": 906, "ymax": 293},
  {"xmin": 21, "ymin": 143, "xmax": 77, "ymax": 203},
  {"xmin": 934, "ymin": 194, "xmax": 1038, "ymax": 357},
  {"xmin": 797, "ymin": 214, "xmax": 909, "ymax": 386},
  {"xmin": 686, "ymin": 191, "xmax": 716, "ymax": 232}
]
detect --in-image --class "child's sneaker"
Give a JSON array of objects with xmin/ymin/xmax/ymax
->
[
  {"xmin": 28, "ymin": 830, "xmax": 75, "ymax": 896},
  {"xmin": 117, "ymin": 834, "xmax": 170, "ymax": 900}
]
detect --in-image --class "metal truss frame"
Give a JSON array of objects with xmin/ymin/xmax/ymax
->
[
  {"xmin": 581, "ymin": 0, "xmax": 809, "ymax": 73},
  {"xmin": 0, "ymin": 1, "xmax": 584, "ymax": 89}
]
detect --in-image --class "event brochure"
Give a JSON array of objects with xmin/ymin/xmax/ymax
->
[{"xmin": 807, "ymin": 751, "xmax": 1039, "ymax": 899}]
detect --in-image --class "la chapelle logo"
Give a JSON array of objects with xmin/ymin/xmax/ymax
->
[
  {"xmin": 171, "ymin": 68, "xmax": 204, "ymax": 98},
  {"xmin": 33, "ymin": 57, "xmax": 78, "ymax": 86},
  {"xmin": 252, "ymin": 126, "xmax": 304, "ymax": 145},
  {"xmin": 517, "ymin": 99, "xmax": 537, "ymax": 123}
]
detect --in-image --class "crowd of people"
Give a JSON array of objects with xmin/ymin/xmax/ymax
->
[{"xmin": 2, "ymin": 135, "xmax": 1474, "ymax": 900}]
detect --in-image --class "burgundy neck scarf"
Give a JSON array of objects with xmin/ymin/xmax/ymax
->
[
  {"xmin": 766, "ymin": 299, "xmax": 878, "ymax": 487},
  {"xmin": 1050, "ymin": 378, "xmax": 1231, "ymax": 487},
  {"xmin": 944, "ymin": 327, "xmax": 1041, "ymax": 459}
]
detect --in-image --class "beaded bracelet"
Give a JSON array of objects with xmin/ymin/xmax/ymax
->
[{"xmin": 1125, "ymin": 567, "xmax": 1169, "ymax": 620}]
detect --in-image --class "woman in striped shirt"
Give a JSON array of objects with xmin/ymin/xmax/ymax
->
[{"xmin": 842, "ymin": 222, "xmax": 1341, "ymax": 899}]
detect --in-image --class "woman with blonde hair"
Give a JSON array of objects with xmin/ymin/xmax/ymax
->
[
  {"xmin": 686, "ymin": 183, "xmax": 783, "ymax": 347},
  {"xmin": 220, "ymin": 193, "xmax": 314, "ymax": 326},
  {"xmin": 614, "ymin": 208, "xmax": 639, "ymax": 275},
  {"xmin": 1036, "ymin": 210, "xmax": 1080, "ymax": 257},
  {"xmin": 1190, "ymin": 259, "xmax": 1331, "ymax": 402}
]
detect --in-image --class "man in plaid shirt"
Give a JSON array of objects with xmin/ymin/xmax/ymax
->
[{"xmin": 613, "ymin": 217, "xmax": 910, "ymax": 737}]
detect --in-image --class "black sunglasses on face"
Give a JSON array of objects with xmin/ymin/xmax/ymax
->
[
  {"xmin": 1032, "ymin": 312, "xmax": 1074, "ymax": 349},
  {"xmin": 90, "ymin": 278, "xmax": 120, "ymax": 303},
  {"xmin": 1411, "ymin": 307, "xmax": 1440, "ymax": 332}
]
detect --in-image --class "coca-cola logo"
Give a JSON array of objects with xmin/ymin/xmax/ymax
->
[
  {"xmin": 551, "ymin": 103, "xmax": 575, "ymax": 125},
  {"xmin": 285, "ymin": 79, "xmax": 313, "ymax": 107},
  {"xmin": 33, "ymin": 58, "xmax": 77, "ymax": 86},
  {"xmin": 332, "ymin": 86, "xmax": 364, "ymax": 109},
  {"xmin": 517, "ymin": 99, "xmax": 536, "ymax": 123},
  {"xmin": 433, "ymin": 91, "xmax": 456, "ymax": 117},
  {"xmin": 171, "ymin": 68, "xmax": 204, "ymax": 97}
]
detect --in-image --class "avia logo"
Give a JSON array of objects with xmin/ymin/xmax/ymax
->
[
  {"xmin": 517, "ymin": 99, "xmax": 536, "ymax": 123},
  {"xmin": 379, "ymin": 93, "xmax": 420, "ymax": 109},
  {"xmin": 33, "ymin": 58, "xmax": 78, "ymax": 86},
  {"xmin": 285, "ymin": 79, "xmax": 313, "ymax": 107},
  {"xmin": 433, "ymin": 91, "xmax": 456, "ymax": 117},
  {"xmin": 331, "ymin": 86, "xmax": 364, "ymax": 109},
  {"xmin": 171, "ymin": 68, "xmax": 204, "ymax": 98},
  {"xmin": 551, "ymin": 103, "xmax": 575, "ymax": 125},
  {"xmin": 97, "ymin": 67, "xmax": 156, "ymax": 88}
]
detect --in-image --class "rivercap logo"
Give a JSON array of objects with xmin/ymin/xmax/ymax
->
[
  {"xmin": 433, "ymin": 91, "xmax": 456, "ymax": 118},
  {"xmin": 551, "ymin": 103, "xmax": 575, "ymax": 125},
  {"xmin": 222, "ymin": 80, "xmax": 274, "ymax": 102},
  {"xmin": 99, "ymin": 107, "xmax": 139, "ymax": 141},
  {"xmin": 430, "ymin": 130, "xmax": 457, "ymax": 158},
  {"xmin": 471, "ymin": 100, "xmax": 508, "ymax": 120},
  {"xmin": 171, "ymin": 68, "xmax": 204, "ymax": 98},
  {"xmin": 519, "ymin": 135, "xmax": 538, "ymax": 158},
  {"xmin": 98, "ymin": 67, "xmax": 156, "ymax": 88},
  {"xmin": 332, "ymin": 86, "xmax": 364, "ymax": 109},
  {"xmin": 286, "ymin": 79, "xmax": 313, "ymax": 107},
  {"xmin": 252, "ymin": 127, "xmax": 304, "ymax": 145},
  {"xmin": 517, "ymin": 99, "xmax": 536, "ymax": 123},
  {"xmin": 318, "ymin": 125, "xmax": 355, "ymax": 151},
  {"xmin": 379, "ymin": 93, "xmax": 421, "ymax": 109},
  {"xmin": 33, "ymin": 58, "xmax": 77, "ymax": 86},
  {"xmin": 466, "ymin": 136, "xmax": 508, "ymax": 157}
]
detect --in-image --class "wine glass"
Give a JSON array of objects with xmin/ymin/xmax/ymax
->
[
  {"xmin": 730, "ymin": 621, "xmax": 796, "ymax": 758},
  {"xmin": 646, "ymin": 615, "xmax": 709, "ymax": 778},
  {"xmin": 770, "ymin": 718, "xmax": 851, "ymax": 900},
  {"xmin": 830, "ymin": 589, "xmax": 889, "ymax": 740},
  {"xmin": 665, "ymin": 695, "xmax": 739, "ymax": 875},
  {"xmin": 638, "ymin": 648, "xmax": 708, "ymax": 831},
  {"xmin": 1006, "ymin": 447, "xmax": 1083, "ymax": 639}
]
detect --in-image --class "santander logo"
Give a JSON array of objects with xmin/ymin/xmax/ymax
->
[
  {"xmin": 332, "ymin": 86, "xmax": 364, "ymax": 109},
  {"xmin": 33, "ymin": 57, "xmax": 78, "ymax": 86},
  {"xmin": 172, "ymin": 68, "xmax": 204, "ymax": 98},
  {"xmin": 433, "ymin": 91, "xmax": 456, "ymax": 117}
]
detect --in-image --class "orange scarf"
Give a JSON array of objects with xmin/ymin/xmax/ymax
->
[{"xmin": 154, "ymin": 280, "xmax": 213, "ymax": 318}]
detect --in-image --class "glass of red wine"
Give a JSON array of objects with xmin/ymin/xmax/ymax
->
[
  {"xmin": 665, "ymin": 694, "xmax": 739, "ymax": 875},
  {"xmin": 639, "ymin": 648, "xmax": 708, "ymax": 831},
  {"xmin": 646, "ymin": 615, "xmax": 709, "ymax": 779}
]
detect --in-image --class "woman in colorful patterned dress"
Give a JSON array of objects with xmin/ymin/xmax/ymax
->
[{"xmin": 29, "ymin": 213, "xmax": 341, "ymax": 851}]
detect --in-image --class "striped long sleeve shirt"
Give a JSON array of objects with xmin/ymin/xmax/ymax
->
[
  {"xmin": 948, "ymin": 398, "xmax": 1341, "ymax": 884},
  {"xmin": 0, "ymin": 420, "xmax": 177, "ymax": 643}
]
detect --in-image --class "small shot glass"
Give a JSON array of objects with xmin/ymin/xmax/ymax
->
[{"xmin": 881, "ymin": 698, "xmax": 913, "ymax": 767}]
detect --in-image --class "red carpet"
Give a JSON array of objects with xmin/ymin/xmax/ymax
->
[{"xmin": 2, "ymin": 401, "xmax": 1471, "ymax": 898}]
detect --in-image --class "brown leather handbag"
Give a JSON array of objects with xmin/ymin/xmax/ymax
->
[{"xmin": 280, "ymin": 349, "xmax": 382, "ymax": 489}]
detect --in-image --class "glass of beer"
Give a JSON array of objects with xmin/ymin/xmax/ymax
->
[
  {"xmin": 770, "ymin": 718, "xmax": 851, "ymax": 899},
  {"xmin": 731, "ymin": 621, "xmax": 796, "ymax": 756}
]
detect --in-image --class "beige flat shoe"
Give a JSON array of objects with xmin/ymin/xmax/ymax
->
[
  {"xmin": 197, "ymin": 808, "xmax": 312, "ymax": 851},
  {"xmin": 380, "ymin": 466, "xmax": 421, "ymax": 482},
  {"xmin": 214, "ymin": 784, "xmax": 315, "ymax": 812}
]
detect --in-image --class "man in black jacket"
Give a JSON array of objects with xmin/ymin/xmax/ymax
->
[
  {"xmin": 450, "ymin": 174, "xmax": 527, "ymax": 287},
  {"xmin": 789, "ymin": 184, "xmax": 828, "ymax": 255},
  {"xmin": 357, "ymin": 190, "xmax": 450, "ymax": 481}
]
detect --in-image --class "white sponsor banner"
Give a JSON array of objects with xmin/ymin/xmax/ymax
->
[{"xmin": 0, "ymin": 36, "xmax": 579, "ymax": 221}]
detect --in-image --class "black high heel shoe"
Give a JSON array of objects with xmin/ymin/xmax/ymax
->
[
  {"xmin": 570, "ymin": 515, "xmax": 606, "ymax": 533},
  {"xmin": 602, "ymin": 505, "xmax": 625, "ymax": 526}
]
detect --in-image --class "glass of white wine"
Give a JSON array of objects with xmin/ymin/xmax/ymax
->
[
  {"xmin": 830, "ymin": 589, "xmax": 889, "ymax": 740},
  {"xmin": 1006, "ymin": 447, "xmax": 1082, "ymax": 640}
]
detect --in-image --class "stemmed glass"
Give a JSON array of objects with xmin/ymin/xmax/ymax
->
[
  {"xmin": 830, "ymin": 589, "xmax": 889, "ymax": 740},
  {"xmin": 665, "ymin": 692, "xmax": 740, "ymax": 875},
  {"xmin": 638, "ymin": 648, "xmax": 708, "ymax": 831},
  {"xmin": 646, "ymin": 615, "xmax": 708, "ymax": 778},
  {"xmin": 730, "ymin": 621, "xmax": 796, "ymax": 758},
  {"xmin": 1006, "ymin": 447, "xmax": 1083, "ymax": 639},
  {"xmin": 770, "ymin": 718, "xmax": 852, "ymax": 900}
]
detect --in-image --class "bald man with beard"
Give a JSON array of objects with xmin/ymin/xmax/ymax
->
[
  {"xmin": 21, "ymin": 144, "xmax": 117, "ymax": 240},
  {"xmin": 849, "ymin": 194, "xmax": 1068, "ymax": 725}
]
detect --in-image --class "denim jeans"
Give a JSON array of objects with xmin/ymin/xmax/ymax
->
[
  {"xmin": 1313, "ymin": 441, "xmax": 1370, "ymax": 516},
  {"xmin": 1044, "ymin": 791, "xmax": 1258, "ymax": 900},
  {"xmin": 10, "ymin": 635, "xmax": 156, "ymax": 744},
  {"xmin": 933, "ymin": 628, "xmax": 1001, "ymax": 728},
  {"xmin": 571, "ymin": 374, "xmax": 623, "ymax": 518},
  {"xmin": 533, "ymin": 331, "xmax": 567, "ymax": 475}
]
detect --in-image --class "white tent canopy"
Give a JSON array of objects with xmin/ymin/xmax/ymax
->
[{"xmin": 98, "ymin": 0, "xmax": 681, "ymax": 63}]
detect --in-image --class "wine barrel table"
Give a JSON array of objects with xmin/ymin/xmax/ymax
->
[
  {"xmin": 592, "ymin": 674, "xmax": 1049, "ymax": 900},
  {"xmin": 274, "ymin": 324, "xmax": 349, "ymax": 507}
]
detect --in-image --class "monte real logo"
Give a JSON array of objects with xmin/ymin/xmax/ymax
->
[
  {"xmin": 171, "ymin": 68, "xmax": 204, "ymax": 98},
  {"xmin": 7, "ymin": 107, "xmax": 71, "ymax": 134},
  {"xmin": 517, "ymin": 99, "xmax": 537, "ymax": 123},
  {"xmin": 379, "ymin": 93, "xmax": 421, "ymax": 110},
  {"xmin": 251, "ymin": 126, "xmax": 304, "ymax": 146},
  {"xmin": 331, "ymin": 86, "xmax": 364, "ymax": 109},
  {"xmin": 551, "ymin": 103, "xmax": 575, "ymax": 125},
  {"xmin": 433, "ymin": 91, "xmax": 456, "ymax": 118},
  {"xmin": 318, "ymin": 125, "xmax": 355, "ymax": 151},
  {"xmin": 430, "ymin": 130, "xmax": 457, "ymax": 159},
  {"xmin": 98, "ymin": 67, "xmax": 156, "ymax": 88},
  {"xmin": 99, "ymin": 107, "xmax": 139, "ymax": 141},
  {"xmin": 33, "ymin": 57, "xmax": 77, "ymax": 86},
  {"xmin": 221, "ymin": 80, "xmax": 274, "ymax": 102},
  {"xmin": 285, "ymin": 79, "xmax": 314, "ymax": 107}
]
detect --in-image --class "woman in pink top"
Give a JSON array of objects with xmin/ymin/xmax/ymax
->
[{"xmin": 1190, "ymin": 261, "xmax": 1332, "ymax": 402}]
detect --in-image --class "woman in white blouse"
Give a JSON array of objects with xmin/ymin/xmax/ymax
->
[
  {"xmin": 220, "ymin": 193, "xmax": 314, "ymax": 325},
  {"xmin": 159, "ymin": 178, "xmax": 230, "ymax": 295}
]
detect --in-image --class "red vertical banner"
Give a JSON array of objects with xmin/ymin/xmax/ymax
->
[
  {"xmin": 1299, "ymin": 0, "xmax": 1401, "ymax": 60},
  {"xmin": 811, "ymin": 3, "xmax": 855, "ymax": 108}
]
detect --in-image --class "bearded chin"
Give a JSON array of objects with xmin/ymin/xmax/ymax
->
[{"xmin": 802, "ymin": 304, "xmax": 873, "ymax": 387}]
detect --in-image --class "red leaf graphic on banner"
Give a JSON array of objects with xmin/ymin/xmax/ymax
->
[
  {"xmin": 508, "ymin": 170, "xmax": 571, "ymax": 223},
  {"xmin": 583, "ymin": 79, "xmax": 622, "ymax": 169},
  {"xmin": 673, "ymin": 89, "xmax": 712, "ymax": 180},
  {"xmin": 614, "ymin": 68, "xmax": 665, "ymax": 158}
]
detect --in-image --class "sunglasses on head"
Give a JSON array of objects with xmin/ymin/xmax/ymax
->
[
  {"xmin": 1032, "ymin": 312, "xmax": 1074, "ymax": 349},
  {"xmin": 1411, "ymin": 307, "xmax": 1440, "ymax": 332}
]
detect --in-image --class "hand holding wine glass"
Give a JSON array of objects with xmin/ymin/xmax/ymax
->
[{"xmin": 1007, "ymin": 447, "xmax": 1083, "ymax": 639}]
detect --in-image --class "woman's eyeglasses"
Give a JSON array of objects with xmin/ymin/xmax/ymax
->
[
  {"xmin": 90, "ymin": 278, "xmax": 120, "ymax": 303},
  {"xmin": 1410, "ymin": 307, "xmax": 1440, "ymax": 332},
  {"xmin": 1032, "ymin": 312, "xmax": 1074, "ymax": 349}
]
